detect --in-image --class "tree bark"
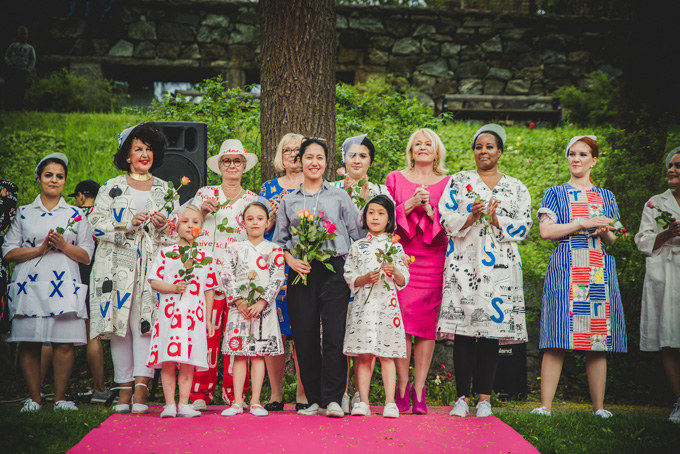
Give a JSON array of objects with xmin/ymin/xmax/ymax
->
[{"xmin": 259, "ymin": 0, "xmax": 336, "ymax": 184}]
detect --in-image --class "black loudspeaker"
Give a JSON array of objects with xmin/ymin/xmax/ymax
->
[
  {"xmin": 493, "ymin": 343, "xmax": 527, "ymax": 400},
  {"xmin": 153, "ymin": 122, "xmax": 208, "ymax": 205}
]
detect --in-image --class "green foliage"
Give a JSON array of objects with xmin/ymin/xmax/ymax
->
[
  {"xmin": 555, "ymin": 71, "xmax": 619, "ymax": 126},
  {"xmin": 25, "ymin": 68, "xmax": 120, "ymax": 113}
]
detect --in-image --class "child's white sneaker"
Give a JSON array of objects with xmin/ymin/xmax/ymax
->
[
  {"xmin": 178, "ymin": 404, "xmax": 201, "ymax": 418},
  {"xmin": 475, "ymin": 400, "xmax": 493, "ymax": 417},
  {"xmin": 221, "ymin": 404, "xmax": 243, "ymax": 416},
  {"xmin": 383, "ymin": 403, "xmax": 399, "ymax": 418},
  {"xmin": 297, "ymin": 403, "xmax": 319, "ymax": 415},
  {"xmin": 530, "ymin": 406, "xmax": 551, "ymax": 416},
  {"xmin": 351, "ymin": 401, "xmax": 371, "ymax": 416},
  {"xmin": 191, "ymin": 399, "xmax": 207, "ymax": 411},
  {"xmin": 670, "ymin": 399, "xmax": 680, "ymax": 423},
  {"xmin": 341, "ymin": 393, "xmax": 351, "ymax": 414},
  {"xmin": 250, "ymin": 404, "xmax": 268, "ymax": 417},
  {"xmin": 449, "ymin": 396, "xmax": 469, "ymax": 417},
  {"xmin": 592, "ymin": 409, "xmax": 613, "ymax": 419},
  {"xmin": 54, "ymin": 400, "xmax": 78, "ymax": 411},
  {"xmin": 21, "ymin": 399, "xmax": 41, "ymax": 413},
  {"xmin": 326, "ymin": 402, "xmax": 344, "ymax": 418},
  {"xmin": 160, "ymin": 404, "xmax": 177, "ymax": 418}
]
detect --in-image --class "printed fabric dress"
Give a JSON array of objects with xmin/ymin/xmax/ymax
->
[
  {"xmin": 537, "ymin": 184, "xmax": 627, "ymax": 352},
  {"xmin": 343, "ymin": 233, "xmax": 410, "ymax": 358},
  {"xmin": 436, "ymin": 170, "xmax": 531, "ymax": 342},
  {"xmin": 221, "ymin": 240, "xmax": 285, "ymax": 356},
  {"xmin": 259, "ymin": 178, "xmax": 295, "ymax": 336},
  {"xmin": 146, "ymin": 246, "xmax": 219, "ymax": 371}
]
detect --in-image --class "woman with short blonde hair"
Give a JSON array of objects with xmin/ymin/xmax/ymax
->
[{"xmin": 404, "ymin": 128, "xmax": 448, "ymax": 176}]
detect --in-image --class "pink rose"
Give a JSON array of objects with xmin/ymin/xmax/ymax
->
[
  {"xmin": 337, "ymin": 167, "xmax": 346, "ymax": 176},
  {"xmin": 646, "ymin": 201, "xmax": 654, "ymax": 208},
  {"xmin": 323, "ymin": 220, "xmax": 332, "ymax": 230},
  {"xmin": 318, "ymin": 211, "xmax": 324, "ymax": 218},
  {"xmin": 327, "ymin": 223, "xmax": 337, "ymax": 234},
  {"xmin": 74, "ymin": 215, "xmax": 82, "ymax": 222}
]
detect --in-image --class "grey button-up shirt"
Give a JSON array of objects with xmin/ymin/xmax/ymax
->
[{"xmin": 273, "ymin": 181, "xmax": 365, "ymax": 258}]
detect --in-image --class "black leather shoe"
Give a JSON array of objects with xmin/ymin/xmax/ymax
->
[
  {"xmin": 264, "ymin": 401, "xmax": 284, "ymax": 411},
  {"xmin": 295, "ymin": 402, "xmax": 311, "ymax": 411}
]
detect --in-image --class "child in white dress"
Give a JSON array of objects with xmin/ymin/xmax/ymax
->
[
  {"xmin": 147, "ymin": 204, "xmax": 218, "ymax": 418},
  {"xmin": 220, "ymin": 202, "xmax": 286, "ymax": 417},
  {"xmin": 343, "ymin": 195, "xmax": 409, "ymax": 418}
]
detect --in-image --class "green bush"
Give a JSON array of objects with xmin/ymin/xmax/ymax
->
[
  {"xmin": 555, "ymin": 71, "xmax": 619, "ymax": 126},
  {"xmin": 25, "ymin": 68, "xmax": 120, "ymax": 113}
]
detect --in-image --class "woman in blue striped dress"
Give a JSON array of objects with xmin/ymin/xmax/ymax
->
[{"xmin": 531, "ymin": 136, "xmax": 626, "ymax": 418}]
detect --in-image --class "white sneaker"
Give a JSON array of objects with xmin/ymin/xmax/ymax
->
[
  {"xmin": 449, "ymin": 396, "xmax": 469, "ymax": 417},
  {"xmin": 21, "ymin": 399, "xmax": 41, "ymax": 413},
  {"xmin": 592, "ymin": 409, "xmax": 613, "ymax": 418},
  {"xmin": 191, "ymin": 399, "xmax": 207, "ymax": 411},
  {"xmin": 531, "ymin": 406, "xmax": 551, "ymax": 416},
  {"xmin": 249, "ymin": 404, "xmax": 269, "ymax": 417},
  {"xmin": 178, "ymin": 404, "xmax": 201, "ymax": 418},
  {"xmin": 113, "ymin": 403, "xmax": 130, "ymax": 413},
  {"xmin": 297, "ymin": 403, "xmax": 319, "ymax": 415},
  {"xmin": 382, "ymin": 403, "xmax": 399, "ymax": 418},
  {"xmin": 351, "ymin": 392, "xmax": 361, "ymax": 408},
  {"xmin": 475, "ymin": 400, "xmax": 493, "ymax": 417},
  {"xmin": 160, "ymin": 404, "xmax": 177, "ymax": 418},
  {"xmin": 670, "ymin": 400, "xmax": 680, "ymax": 423},
  {"xmin": 131, "ymin": 403, "xmax": 149, "ymax": 414},
  {"xmin": 341, "ymin": 393, "xmax": 351, "ymax": 414},
  {"xmin": 54, "ymin": 400, "xmax": 78, "ymax": 411},
  {"xmin": 351, "ymin": 401, "xmax": 371, "ymax": 416},
  {"xmin": 326, "ymin": 401, "xmax": 344, "ymax": 418},
  {"xmin": 221, "ymin": 404, "xmax": 243, "ymax": 416}
]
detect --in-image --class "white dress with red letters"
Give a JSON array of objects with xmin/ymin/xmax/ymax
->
[
  {"xmin": 221, "ymin": 240, "xmax": 285, "ymax": 357},
  {"xmin": 146, "ymin": 245, "xmax": 218, "ymax": 371}
]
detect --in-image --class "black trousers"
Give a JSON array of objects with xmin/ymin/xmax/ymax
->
[
  {"xmin": 287, "ymin": 256, "xmax": 349, "ymax": 407},
  {"xmin": 454, "ymin": 335, "xmax": 500, "ymax": 397}
]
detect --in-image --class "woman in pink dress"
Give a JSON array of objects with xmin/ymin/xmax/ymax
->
[{"xmin": 385, "ymin": 128, "xmax": 450, "ymax": 414}]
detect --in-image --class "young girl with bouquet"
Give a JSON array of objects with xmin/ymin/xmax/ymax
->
[
  {"xmin": 146, "ymin": 204, "xmax": 218, "ymax": 418},
  {"xmin": 343, "ymin": 195, "xmax": 410, "ymax": 418},
  {"xmin": 220, "ymin": 201, "xmax": 286, "ymax": 417}
]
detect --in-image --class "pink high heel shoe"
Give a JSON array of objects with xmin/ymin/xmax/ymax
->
[
  {"xmin": 396, "ymin": 382, "xmax": 411, "ymax": 412},
  {"xmin": 411, "ymin": 386, "xmax": 428, "ymax": 415}
]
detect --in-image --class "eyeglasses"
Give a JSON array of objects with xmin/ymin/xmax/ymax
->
[
  {"xmin": 282, "ymin": 148, "xmax": 300, "ymax": 156},
  {"xmin": 302, "ymin": 137, "xmax": 326, "ymax": 144},
  {"xmin": 219, "ymin": 158, "xmax": 244, "ymax": 167}
]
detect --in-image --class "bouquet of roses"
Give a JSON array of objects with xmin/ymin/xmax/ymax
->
[
  {"xmin": 337, "ymin": 168, "xmax": 369, "ymax": 209},
  {"xmin": 239, "ymin": 270, "xmax": 266, "ymax": 338},
  {"xmin": 144, "ymin": 176, "xmax": 191, "ymax": 231},
  {"xmin": 646, "ymin": 201, "xmax": 676, "ymax": 229},
  {"xmin": 465, "ymin": 184, "xmax": 496, "ymax": 246},
  {"xmin": 36, "ymin": 214, "xmax": 82, "ymax": 266},
  {"xmin": 291, "ymin": 210, "xmax": 338, "ymax": 285},
  {"xmin": 165, "ymin": 227, "xmax": 211, "ymax": 299},
  {"xmin": 363, "ymin": 233, "xmax": 400, "ymax": 304}
]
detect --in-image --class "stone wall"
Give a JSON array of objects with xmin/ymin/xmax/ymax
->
[{"xmin": 15, "ymin": 1, "xmax": 629, "ymax": 107}]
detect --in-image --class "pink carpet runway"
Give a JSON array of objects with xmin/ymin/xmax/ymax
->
[{"xmin": 69, "ymin": 405, "xmax": 538, "ymax": 453}]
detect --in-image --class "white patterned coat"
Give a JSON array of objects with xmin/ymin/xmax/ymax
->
[{"xmin": 437, "ymin": 170, "xmax": 531, "ymax": 341}]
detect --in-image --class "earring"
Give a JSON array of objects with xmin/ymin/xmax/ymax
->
[
  {"xmin": 126, "ymin": 158, "xmax": 132, "ymax": 163},
  {"xmin": 410, "ymin": 158, "xmax": 415, "ymax": 168}
]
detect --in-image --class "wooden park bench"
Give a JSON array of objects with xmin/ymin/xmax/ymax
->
[{"xmin": 435, "ymin": 94, "xmax": 562, "ymax": 126}]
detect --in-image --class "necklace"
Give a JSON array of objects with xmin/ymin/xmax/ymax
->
[
  {"xmin": 128, "ymin": 172, "xmax": 152, "ymax": 181},
  {"xmin": 223, "ymin": 187, "xmax": 243, "ymax": 201}
]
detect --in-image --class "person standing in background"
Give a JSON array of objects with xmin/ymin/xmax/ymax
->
[{"xmin": 4, "ymin": 26, "xmax": 36, "ymax": 111}]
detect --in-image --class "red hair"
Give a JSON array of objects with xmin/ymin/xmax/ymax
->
[{"xmin": 572, "ymin": 137, "xmax": 599, "ymax": 183}]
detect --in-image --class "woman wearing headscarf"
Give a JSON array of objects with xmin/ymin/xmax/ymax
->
[
  {"xmin": 437, "ymin": 124, "xmax": 531, "ymax": 418},
  {"xmin": 333, "ymin": 134, "xmax": 390, "ymax": 206},
  {"xmin": 385, "ymin": 128, "xmax": 450, "ymax": 414},
  {"xmin": 532, "ymin": 136, "xmax": 626, "ymax": 418},
  {"xmin": 635, "ymin": 146, "xmax": 680, "ymax": 423},
  {"xmin": 189, "ymin": 139, "xmax": 259, "ymax": 410},
  {"xmin": 3, "ymin": 153, "xmax": 94, "ymax": 412},
  {"xmin": 89, "ymin": 123, "xmax": 177, "ymax": 414}
]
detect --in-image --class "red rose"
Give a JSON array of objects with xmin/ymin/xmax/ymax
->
[
  {"xmin": 529, "ymin": 122, "xmax": 536, "ymax": 130},
  {"xmin": 466, "ymin": 184, "xmax": 473, "ymax": 192}
]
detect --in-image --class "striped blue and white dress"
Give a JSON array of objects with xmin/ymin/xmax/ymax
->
[{"xmin": 537, "ymin": 184, "xmax": 627, "ymax": 352}]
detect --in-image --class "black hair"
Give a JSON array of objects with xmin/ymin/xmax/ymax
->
[
  {"xmin": 362, "ymin": 195, "xmax": 396, "ymax": 234},
  {"xmin": 113, "ymin": 122, "xmax": 167, "ymax": 172},
  {"xmin": 299, "ymin": 138, "xmax": 329, "ymax": 162},
  {"xmin": 472, "ymin": 130, "xmax": 504, "ymax": 152},
  {"xmin": 37, "ymin": 158, "xmax": 68, "ymax": 179},
  {"xmin": 243, "ymin": 201, "xmax": 270, "ymax": 220},
  {"xmin": 360, "ymin": 137, "xmax": 376, "ymax": 163}
]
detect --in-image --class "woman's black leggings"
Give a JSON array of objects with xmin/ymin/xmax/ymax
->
[{"xmin": 453, "ymin": 335, "xmax": 500, "ymax": 397}]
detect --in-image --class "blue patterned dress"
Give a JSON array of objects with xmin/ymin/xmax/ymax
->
[
  {"xmin": 259, "ymin": 178, "xmax": 295, "ymax": 336},
  {"xmin": 537, "ymin": 184, "xmax": 627, "ymax": 352}
]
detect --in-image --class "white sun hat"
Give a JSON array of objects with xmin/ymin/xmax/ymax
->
[{"xmin": 207, "ymin": 139, "xmax": 258, "ymax": 174}]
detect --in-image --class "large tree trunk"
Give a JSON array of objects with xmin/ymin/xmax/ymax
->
[{"xmin": 259, "ymin": 0, "xmax": 336, "ymax": 183}]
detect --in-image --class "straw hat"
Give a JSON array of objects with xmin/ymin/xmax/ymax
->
[{"xmin": 207, "ymin": 139, "xmax": 258, "ymax": 173}]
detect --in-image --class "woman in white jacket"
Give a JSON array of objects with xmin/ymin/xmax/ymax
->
[{"xmin": 635, "ymin": 146, "xmax": 680, "ymax": 423}]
